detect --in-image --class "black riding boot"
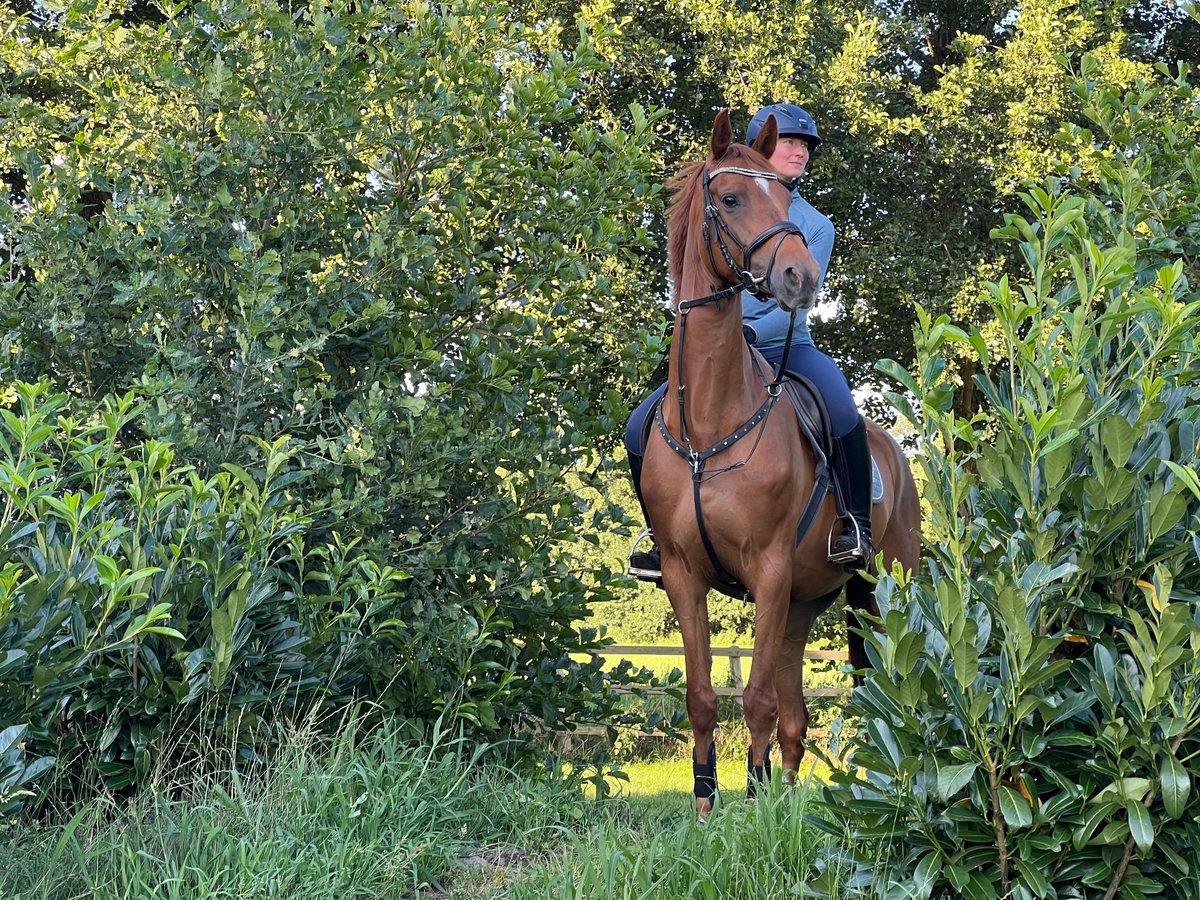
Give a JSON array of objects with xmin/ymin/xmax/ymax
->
[
  {"xmin": 626, "ymin": 450, "xmax": 662, "ymax": 582},
  {"xmin": 829, "ymin": 418, "xmax": 874, "ymax": 568}
]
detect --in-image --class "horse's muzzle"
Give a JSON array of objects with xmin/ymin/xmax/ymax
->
[{"xmin": 770, "ymin": 258, "xmax": 819, "ymax": 312}]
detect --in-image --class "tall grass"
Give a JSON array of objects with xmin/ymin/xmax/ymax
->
[
  {"xmin": 1, "ymin": 718, "xmax": 849, "ymax": 899},
  {"xmin": 516, "ymin": 775, "xmax": 848, "ymax": 899},
  {"xmin": 0, "ymin": 718, "xmax": 577, "ymax": 899}
]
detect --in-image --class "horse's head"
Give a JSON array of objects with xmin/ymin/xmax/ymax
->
[{"xmin": 669, "ymin": 110, "xmax": 820, "ymax": 312}]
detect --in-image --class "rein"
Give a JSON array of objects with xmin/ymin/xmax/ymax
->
[{"xmin": 656, "ymin": 163, "xmax": 811, "ymax": 585}]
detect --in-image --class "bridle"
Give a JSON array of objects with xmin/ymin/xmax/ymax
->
[
  {"xmin": 697, "ymin": 164, "xmax": 807, "ymax": 304},
  {"xmin": 669, "ymin": 160, "xmax": 808, "ymax": 422}
]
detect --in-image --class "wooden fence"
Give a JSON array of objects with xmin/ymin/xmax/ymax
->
[
  {"xmin": 598, "ymin": 644, "xmax": 851, "ymax": 701},
  {"xmin": 559, "ymin": 644, "xmax": 851, "ymax": 744}
]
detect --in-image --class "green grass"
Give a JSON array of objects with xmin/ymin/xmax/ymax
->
[
  {"xmin": 615, "ymin": 738, "xmax": 838, "ymax": 795},
  {"xmin": 0, "ymin": 721, "xmax": 848, "ymax": 900},
  {"xmin": 0, "ymin": 721, "xmax": 578, "ymax": 900},
  {"xmin": 513, "ymin": 772, "xmax": 844, "ymax": 899}
]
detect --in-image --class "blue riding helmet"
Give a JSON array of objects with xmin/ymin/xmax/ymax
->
[{"xmin": 745, "ymin": 103, "xmax": 822, "ymax": 150}]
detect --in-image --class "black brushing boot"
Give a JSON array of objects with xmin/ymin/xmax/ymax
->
[{"xmin": 746, "ymin": 744, "xmax": 771, "ymax": 798}]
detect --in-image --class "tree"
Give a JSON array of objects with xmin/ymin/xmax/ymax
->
[
  {"xmin": 1, "ymin": 0, "xmax": 674, "ymax": 794},
  {"xmin": 498, "ymin": 0, "xmax": 1196, "ymax": 419}
]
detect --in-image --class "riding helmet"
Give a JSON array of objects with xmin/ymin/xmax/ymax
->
[{"xmin": 745, "ymin": 103, "xmax": 822, "ymax": 150}]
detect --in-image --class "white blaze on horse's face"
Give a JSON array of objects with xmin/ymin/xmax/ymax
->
[{"xmin": 750, "ymin": 174, "xmax": 817, "ymax": 314}]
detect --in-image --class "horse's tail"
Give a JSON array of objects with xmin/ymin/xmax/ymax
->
[{"xmin": 844, "ymin": 572, "xmax": 874, "ymax": 687}]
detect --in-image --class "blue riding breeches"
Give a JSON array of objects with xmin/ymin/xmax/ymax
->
[{"xmin": 624, "ymin": 342, "xmax": 860, "ymax": 462}]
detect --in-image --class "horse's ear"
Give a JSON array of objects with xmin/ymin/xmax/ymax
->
[
  {"xmin": 710, "ymin": 109, "xmax": 732, "ymax": 160},
  {"xmin": 756, "ymin": 114, "xmax": 779, "ymax": 161}
]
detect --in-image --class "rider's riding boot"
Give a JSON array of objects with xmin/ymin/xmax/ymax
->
[
  {"xmin": 829, "ymin": 418, "xmax": 874, "ymax": 568},
  {"xmin": 625, "ymin": 450, "xmax": 663, "ymax": 583}
]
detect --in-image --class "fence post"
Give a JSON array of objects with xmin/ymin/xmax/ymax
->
[{"xmin": 729, "ymin": 647, "xmax": 744, "ymax": 707}]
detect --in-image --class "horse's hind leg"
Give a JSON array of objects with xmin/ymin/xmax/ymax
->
[
  {"xmin": 851, "ymin": 472, "xmax": 921, "ymax": 683},
  {"xmin": 776, "ymin": 594, "xmax": 836, "ymax": 777},
  {"xmin": 845, "ymin": 572, "xmax": 875, "ymax": 683}
]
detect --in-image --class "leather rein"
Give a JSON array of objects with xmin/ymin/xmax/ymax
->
[{"xmin": 654, "ymin": 163, "xmax": 823, "ymax": 587}]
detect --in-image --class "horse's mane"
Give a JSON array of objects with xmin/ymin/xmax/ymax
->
[{"xmin": 665, "ymin": 143, "xmax": 768, "ymax": 294}]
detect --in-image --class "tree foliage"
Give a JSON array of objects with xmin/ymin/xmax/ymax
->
[
  {"xmin": 506, "ymin": 0, "xmax": 1197, "ymax": 415},
  {"xmin": 812, "ymin": 55, "xmax": 1200, "ymax": 898},
  {"xmin": 1, "ymin": 0, "xmax": 675, "ymax": 813}
]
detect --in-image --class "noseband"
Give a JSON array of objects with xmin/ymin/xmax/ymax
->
[{"xmin": 700, "ymin": 165, "xmax": 807, "ymax": 301}]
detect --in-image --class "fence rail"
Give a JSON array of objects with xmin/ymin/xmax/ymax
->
[
  {"xmin": 561, "ymin": 644, "xmax": 851, "ymax": 744},
  {"xmin": 597, "ymin": 643, "xmax": 851, "ymax": 700}
]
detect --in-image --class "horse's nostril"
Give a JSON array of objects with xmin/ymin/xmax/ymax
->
[{"xmin": 783, "ymin": 266, "xmax": 806, "ymax": 287}]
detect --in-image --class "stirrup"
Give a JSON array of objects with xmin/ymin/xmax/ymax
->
[
  {"xmin": 827, "ymin": 515, "xmax": 867, "ymax": 564},
  {"xmin": 627, "ymin": 528, "xmax": 662, "ymax": 581}
]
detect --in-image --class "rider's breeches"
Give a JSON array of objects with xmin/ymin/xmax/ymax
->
[{"xmin": 761, "ymin": 343, "xmax": 859, "ymax": 437}]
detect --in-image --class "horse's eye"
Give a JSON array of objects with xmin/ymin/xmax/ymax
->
[{"xmin": 721, "ymin": 193, "xmax": 738, "ymax": 208}]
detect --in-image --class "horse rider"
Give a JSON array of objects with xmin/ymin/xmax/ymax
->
[{"xmin": 625, "ymin": 102, "xmax": 875, "ymax": 580}]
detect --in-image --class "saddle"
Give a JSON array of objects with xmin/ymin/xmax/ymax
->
[{"xmin": 744, "ymin": 351, "xmax": 884, "ymax": 505}]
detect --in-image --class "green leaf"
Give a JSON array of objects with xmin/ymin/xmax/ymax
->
[
  {"xmin": 1127, "ymin": 801, "xmax": 1154, "ymax": 853},
  {"xmin": 875, "ymin": 358, "xmax": 919, "ymax": 394},
  {"xmin": 140, "ymin": 626, "xmax": 186, "ymax": 640},
  {"xmin": 999, "ymin": 785, "xmax": 1033, "ymax": 829},
  {"xmin": 913, "ymin": 851, "xmax": 940, "ymax": 897},
  {"xmin": 0, "ymin": 725, "xmax": 26, "ymax": 755},
  {"xmin": 1160, "ymin": 754, "xmax": 1191, "ymax": 819},
  {"xmin": 1164, "ymin": 461, "xmax": 1200, "ymax": 502},
  {"xmin": 1149, "ymin": 485, "xmax": 1189, "ymax": 540},
  {"xmin": 937, "ymin": 762, "xmax": 978, "ymax": 800},
  {"xmin": 1101, "ymin": 414, "xmax": 1135, "ymax": 468},
  {"xmin": 1074, "ymin": 800, "xmax": 1119, "ymax": 850},
  {"xmin": 1093, "ymin": 778, "xmax": 1153, "ymax": 805}
]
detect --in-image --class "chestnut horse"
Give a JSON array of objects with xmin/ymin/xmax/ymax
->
[{"xmin": 641, "ymin": 110, "xmax": 920, "ymax": 815}]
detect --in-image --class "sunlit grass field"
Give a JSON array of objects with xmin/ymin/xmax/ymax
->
[{"xmin": 620, "ymin": 742, "xmax": 836, "ymax": 798}]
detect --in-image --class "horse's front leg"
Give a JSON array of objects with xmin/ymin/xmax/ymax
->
[
  {"xmin": 664, "ymin": 568, "xmax": 719, "ymax": 817},
  {"xmin": 742, "ymin": 569, "xmax": 791, "ymax": 797}
]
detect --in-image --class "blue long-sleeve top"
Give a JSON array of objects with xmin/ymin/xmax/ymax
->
[{"xmin": 740, "ymin": 190, "xmax": 834, "ymax": 353}]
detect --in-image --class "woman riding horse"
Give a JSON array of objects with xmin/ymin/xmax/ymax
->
[
  {"xmin": 626, "ymin": 103, "xmax": 875, "ymax": 578},
  {"xmin": 631, "ymin": 109, "xmax": 920, "ymax": 816}
]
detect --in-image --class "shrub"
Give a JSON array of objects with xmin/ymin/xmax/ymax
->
[
  {"xmin": 812, "ymin": 58, "xmax": 1200, "ymax": 899},
  {"xmin": 0, "ymin": 382, "xmax": 673, "ymax": 817},
  {"xmin": 0, "ymin": 383, "xmax": 321, "ymax": 806}
]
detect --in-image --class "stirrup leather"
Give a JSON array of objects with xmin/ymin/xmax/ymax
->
[
  {"xmin": 627, "ymin": 528, "xmax": 661, "ymax": 579},
  {"xmin": 827, "ymin": 515, "xmax": 866, "ymax": 564}
]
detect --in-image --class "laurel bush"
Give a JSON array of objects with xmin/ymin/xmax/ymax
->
[{"xmin": 811, "ymin": 58, "xmax": 1200, "ymax": 899}]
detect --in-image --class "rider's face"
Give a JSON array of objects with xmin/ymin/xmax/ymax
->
[{"xmin": 768, "ymin": 136, "xmax": 810, "ymax": 181}]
